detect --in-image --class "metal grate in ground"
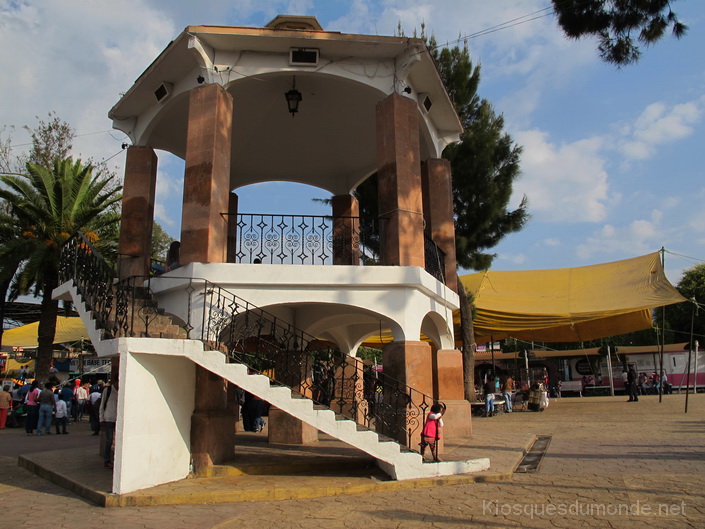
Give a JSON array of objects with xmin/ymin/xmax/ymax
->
[{"xmin": 514, "ymin": 435, "xmax": 552, "ymax": 473}]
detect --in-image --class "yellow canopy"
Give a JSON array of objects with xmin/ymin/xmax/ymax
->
[
  {"xmin": 460, "ymin": 252, "xmax": 686, "ymax": 342},
  {"xmin": 2, "ymin": 316, "xmax": 89, "ymax": 347}
]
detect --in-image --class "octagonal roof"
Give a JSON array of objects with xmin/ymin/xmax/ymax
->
[{"xmin": 109, "ymin": 17, "xmax": 462, "ymax": 195}]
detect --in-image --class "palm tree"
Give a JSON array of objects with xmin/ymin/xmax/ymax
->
[{"xmin": 0, "ymin": 157, "xmax": 121, "ymax": 381}]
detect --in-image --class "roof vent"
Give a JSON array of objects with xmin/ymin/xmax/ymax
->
[
  {"xmin": 154, "ymin": 82, "xmax": 173, "ymax": 103},
  {"xmin": 290, "ymin": 48, "xmax": 319, "ymax": 66},
  {"xmin": 418, "ymin": 93, "xmax": 432, "ymax": 113}
]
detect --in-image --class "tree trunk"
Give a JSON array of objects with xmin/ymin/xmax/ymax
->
[
  {"xmin": 35, "ymin": 273, "xmax": 59, "ymax": 383},
  {"xmin": 0, "ymin": 275, "xmax": 12, "ymax": 351},
  {"xmin": 458, "ymin": 274, "xmax": 477, "ymax": 402}
]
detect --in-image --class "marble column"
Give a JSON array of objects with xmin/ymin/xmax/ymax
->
[
  {"xmin": 180, "ymin": 83, "xmax": 233, "ymax": 265},
  {"xmin": 118, "ymin": 146, "xmax": 157, "ymax": 279},
  {"xmin": 332, "ymin": 194, "xmax": 360, "ymax": 265},
  {"xmin": 376, "ymin": 93, "xmax": 424, "ymax": 268},
  {"xmin": 421, "ymin": 158, "xmax": 458, "ymax": 292}
]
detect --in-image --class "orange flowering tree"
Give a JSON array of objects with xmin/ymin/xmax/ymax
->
[{"xmin": 0, "ymin": 157, "xmax": 121, "ymax": 381}]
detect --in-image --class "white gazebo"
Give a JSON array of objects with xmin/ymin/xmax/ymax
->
[{"xmin": 55, "ymin": 15, "xmax": 484, "ymax": 494}]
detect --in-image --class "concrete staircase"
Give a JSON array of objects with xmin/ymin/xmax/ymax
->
[
  {"xmin": 54, "ymin": 279, "xmax": 489, "ymax": 481},
  {"xmin": 188, "ymin": 346, "xmax": 489, "ymax": 480}
]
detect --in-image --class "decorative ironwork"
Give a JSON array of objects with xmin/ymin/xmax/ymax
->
[
  {"xmin": 233, "ymin": 214, "xmax": 382, "ymax": 265},
  {"xmin": 59, "ymin": 231, "xmax": 437, "ymax": 452},
  {"xmin": 424, "ymin": 233, "xmax": 446, "ymax": 284}
]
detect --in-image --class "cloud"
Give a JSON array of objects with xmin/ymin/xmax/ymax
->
[
  {"xmin": 154, "ymin": 159, "xmax": 184, "ymax": 230},
  {"xmin": 617, "ymin": 97, "xmax": 705, "ymax": 160},
  {"xmin": 513, "ymin": 130, "xmax": 610, "ymax": 223},
  {"xmin": 576, "ymin": 213, "xmax": 665, "ymax": 260},
  {"xmin": 0, "ymin": 0, "xmax": 177, "ymax": 175},
  {"xmin": 499, "ymin": 252, "xmax": 526, "ymax": 265}
]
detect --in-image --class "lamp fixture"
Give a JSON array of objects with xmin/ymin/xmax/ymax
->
[{"xmin": 285, "ymin": 76, "xmax": 302, "ymax": 117}]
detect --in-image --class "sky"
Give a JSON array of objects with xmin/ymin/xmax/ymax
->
[{"xmin": 1, "ymin": 0, "xmax": 703, "ymax": 284}]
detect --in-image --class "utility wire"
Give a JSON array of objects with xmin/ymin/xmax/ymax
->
[
  {"xmin": 663, "ymin": 249, "xmax": 705, "ymax": 264},
  {"xmin": 7, "ymin": 129, "xmax": 117, "ymax": 149},
  {"xmin": 428, "ymin": 0, "xmax": 593, "ymax": 51}
]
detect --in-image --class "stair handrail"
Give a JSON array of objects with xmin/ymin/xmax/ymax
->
[{"xmin": 59, "ymin": 232, "xmax": 436, "ymax": 451}]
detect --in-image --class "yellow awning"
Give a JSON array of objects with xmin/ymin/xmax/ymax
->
[
  {"xmin": 2, "ymin": 316, "xmax": 89, "ymax": 347},
  {"xmin": 460, "ymin": 252, "xmax": 686, "ymax": 343}
]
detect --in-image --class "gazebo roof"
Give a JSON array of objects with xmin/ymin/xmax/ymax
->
[{"xmin": 109, "ymin": 16, "xmax": 462, "ymax": 195}]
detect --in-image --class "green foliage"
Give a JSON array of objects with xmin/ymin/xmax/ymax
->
[
  {"xmin": 356, "ymin": 346, "xmax": 382, "ymax": 364},
  {"xmin": 0, "ymin": 157, "xmax": 122, "ymax": 380},
  {"xmin": 0, "ymin": 157, "xmax": 122, "ymax": 294},
  {"xmin": 151, "ymin": 222, "xmax": 175, "ymax": 262},
  {"xmin": 552, "ymin": 0, "xmax": 688, "ymax": 66},
  {"xmin": 664, "ymin": 263, "xmax": 705, "ymax": 343},
  {"xmin": 24, "ymin": 112, "xmax": 74, "ymax": 168},
  {"xmin": 426, "ymin": 37, "xmax": 529, "ymax": 271}
]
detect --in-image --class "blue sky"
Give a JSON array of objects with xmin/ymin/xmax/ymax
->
[{"xmin": 1, "ymin": 0, "xmax": 703, "ymax": 283}]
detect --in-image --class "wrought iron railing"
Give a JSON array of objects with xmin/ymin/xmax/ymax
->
[
  {"xmin": 232, "ymin": 213, "xmax": 382, "ymax": 265},
  {"xmin": 59, "ymin": 232, "xmax": 436, "ymax": 451},
  {"xmin": 424, "ymin": 233, "xmax": 446, "ymax": 283}
]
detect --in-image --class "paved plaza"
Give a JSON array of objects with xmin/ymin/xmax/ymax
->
[{"xmin": 1, "ymin": 393, "xmax": 703, "ymax": 528}]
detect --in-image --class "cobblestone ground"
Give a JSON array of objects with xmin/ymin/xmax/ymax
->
[{"xmin": 1, "ymin": 394, "xmax": 703, "ymax": 528}]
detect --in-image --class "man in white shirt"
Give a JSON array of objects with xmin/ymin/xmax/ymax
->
[{"xmin": 74, "ymin": 382, "xmax": 89, "ymax": 421}]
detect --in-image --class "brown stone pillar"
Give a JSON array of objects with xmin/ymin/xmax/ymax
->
[
  {"xmin": 381, "ymin": 341, "xmax": 433, "ymax": 447},
  {"xmin": 268, "ymin": 407, "xmax": 318, "ymax": 444},
  {"xmin": 118, "ymin": 146, "xmax": 157, "ymax": 279},
  {"xmin": 267, "ymin": 350, "xmax": 319, "ymax": 445},
  {"xmin": 332, "ymin": 194, "xmax": 360, "ymax": 265},
  {"xmin": 432, "ymin": 349, "xmax": 472, "ymax": 439},
  {"xmin": 191, "ymin": 366, "xmax": 235, "ymax": 475},
  {"xmin": 180, "ymin": 84, "xmax": 233, "ymax": 265},
  {"xmin": 421, "ymin": 159, "xmax": 458, "ymax": 292},
  {"xmin": 376, "ymin": 94, "xmax": 424, "ymax": 268},
  {"xmin": 226, "ymin": 192, "xmax": 239, "ymax": 263}
]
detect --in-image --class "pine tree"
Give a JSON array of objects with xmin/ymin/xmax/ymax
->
[{"xmin": 552, "ymin": 0, "xmax": 688, "ymax": 66}]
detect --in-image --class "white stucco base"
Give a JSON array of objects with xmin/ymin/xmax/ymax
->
[{"xmin": 111, "ymin": 338, "xmax": 199, "ymax": 494}]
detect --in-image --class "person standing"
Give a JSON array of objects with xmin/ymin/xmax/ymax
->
[
  {"xmin": 662, "ymin": 373, "xmax": 671, "ymax": 394},
  {"xmin": 0, "ymin": 385, "xmax": 12, "ymax": 429},
  {"xmin": 24, "ymin": 380, "xmax": 40, "ymax": 436},
  {"xmin": 420, "ymin": 403, "xmax": 445, "ymax": 462},
  {"xmin": 74, "ymin": 382, "xmax": 89, "ymax": 421},
  {"xmin": 627, "ymin": 365, "xmax": 639, "ymax": 402},
  {"xmin": 501, "ymin": 376, "xmax": 514, "ymax": 413},
  {"xmin": 483, "ymin": 378, "xmax": 496, "ymax": 417},
  {"xmin": 88, "ymin": 384, "xmax": 102, "ymax": 435},
  {"xmin": 59, "ymin": 384, "xmax": 74, "ymax": 424},
  {"xmin": 36, "ymin": 382, "xmax": 57, "ymax": 436},
  {"xmin": 54, "ymin": 394, "xmax": 69, "ymax": 434},
  {"xmin": 99, "ymin": 379, "xmax": 119, "ymax": 469}
]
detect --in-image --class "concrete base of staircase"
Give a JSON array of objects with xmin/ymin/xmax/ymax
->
[{"xmin": 17, "ymin": 429, "xmax": 509, "ymax": 508}]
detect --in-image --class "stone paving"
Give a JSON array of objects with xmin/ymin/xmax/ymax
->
[{"xmin": 1, "ymin": 393, "xmax": 703, "ymax": 528}]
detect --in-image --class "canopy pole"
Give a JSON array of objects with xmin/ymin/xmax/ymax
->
[
  {"xmin": 685, "ymin": 301, "xmax": 696, "ymax": 413},
  {"xmin": 490, "ymin": 335, "xmax": 495, "ymax": 376},
  {"xmin": 659, "ymin": 247, "xmax": 666, "ymax": 403},
  {"xmin": 606, "ymin": 345, "xmax": 615, "ymax": 396},
  {"xmin": 695, "ymin": 340, "xmax": 700, "ymax": 396}
]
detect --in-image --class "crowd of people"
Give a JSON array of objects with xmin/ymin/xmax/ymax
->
[{"xmin": 0, "ymin": 376, "xmax": 119, "ymax": 469}]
